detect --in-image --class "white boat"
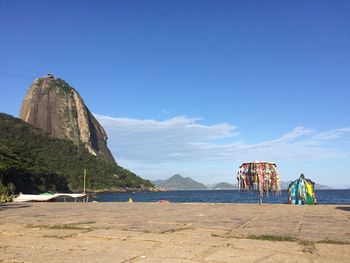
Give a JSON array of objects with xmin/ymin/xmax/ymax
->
[{"xmin": 13, "ymin": 192, "xmax": 88, "ymax": 202}]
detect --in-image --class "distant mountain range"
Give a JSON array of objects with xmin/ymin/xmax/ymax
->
[
  {"xmin": 153, "ymin": 174, "xmax": 209, "ymax": 190},
  {"xmin": 153, "ymin": 174, "xmax": 331, "ymax": 191},
  {"xmin": 153, "ymin": 175, "xmax": 237, "ymax": 190}
]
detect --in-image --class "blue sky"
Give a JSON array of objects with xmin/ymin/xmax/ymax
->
[{"xmin": 1, "ymin": 1, "xmax": 350, "ymax": 188}]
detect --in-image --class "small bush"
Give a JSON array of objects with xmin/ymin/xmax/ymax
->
[{"xmin": 0, "ymin": 183, "xmax": 15, "ymax": 203}]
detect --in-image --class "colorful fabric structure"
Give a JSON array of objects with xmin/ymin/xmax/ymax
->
[
  {"xmin": 288, "ymin": 174, "xmax": 317, "ymax": 205},
  {"xmin": 237, "ymin": 162, "xmax": 281, "ymax": 198}
]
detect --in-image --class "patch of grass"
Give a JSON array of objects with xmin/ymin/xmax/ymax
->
[
  {"xmin": 210, "ymin": 232, "xmax": 296, "ymax": 242},
  {"xmin": 29, "ymin": 224, "xmax": 85, "ymax": 230},
  {"xmin": 66, "ymin": 221, "xmax": 96, "ymax": 226},
  {"xmin": 27, "ymin": 221, "xmax": 94, "ymax": 231},
  {"xmin": 246, "ymin": 234, "xmax": 296, "ymax": 242},
  {"xmin": 43, "ymin": 234, "xmax": 76, "ymax": 239},
  {"xmin": 317, "ymin": 239, "xmax": 350, "ymax": 245},
  {"xmin": 160, "ymin": 225, "xmax": 192, "ymax": 234}
]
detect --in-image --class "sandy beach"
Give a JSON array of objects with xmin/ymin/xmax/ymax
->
[{"xmin": 1, "ymin": 202, "xmax": 350, "ymax": 262}]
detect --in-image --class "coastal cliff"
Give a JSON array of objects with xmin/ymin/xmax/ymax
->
[{"xmin": 20, "ymin": 74, "xmax": 115, "ymax": 163}]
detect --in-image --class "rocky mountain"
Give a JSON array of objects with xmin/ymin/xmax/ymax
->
[
  {"xmin": 153, "ymin": 174, "xmax": 208, "ymax": 190},
  {"xmin": 211, "ymin": 182, "xmax": 237, "ymax": 190},
  {"xmin": 20, "ymin": 74, "xmax": 115, "ymax": 163}
]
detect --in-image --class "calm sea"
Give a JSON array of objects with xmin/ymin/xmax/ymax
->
[{"xmin": 93, "ymin": 189, "xmax": 350, "ymax": 205}]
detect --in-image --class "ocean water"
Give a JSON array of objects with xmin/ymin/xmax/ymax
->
[{"xmin": 93, "ymin": 189, "xmax": 350, "ymax": 205}]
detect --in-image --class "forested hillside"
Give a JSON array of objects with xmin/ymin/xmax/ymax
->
[{"xmin": 0, "ymin": 113, "xmax": 153, "ymax": 194}]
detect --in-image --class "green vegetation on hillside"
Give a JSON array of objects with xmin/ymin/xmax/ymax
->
[{"xmin": 0, "ymin": 113, "xmax": 153, "ymax": 194}]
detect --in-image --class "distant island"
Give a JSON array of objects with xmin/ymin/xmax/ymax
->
[
  {"xmin": 153, "ymin": 174, "xmax": 208, "ymax": 190},
  {"xmin": 210, "ymin": 182, "xmax": 237, "ymax": 190},
  {"xmin": 153, "ymin": 174, "xmax": 332, "ymax": 191}
]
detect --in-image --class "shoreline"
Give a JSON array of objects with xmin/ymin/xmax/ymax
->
[
  {"xmin": 87, "ymin": 189, "xmax": 350, "ymax": 205},
  {"xmin": 88, "ymin": 188, "xmax": 350, "ymax": 192}
]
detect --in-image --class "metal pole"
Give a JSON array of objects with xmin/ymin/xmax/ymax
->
[
  {"xmin": 83, "ymin": 169, "xmax": 86, "ymax": 194},
  {"xmin": 259, "ymin": 191, "xmax": 262, "ymax": 205}
]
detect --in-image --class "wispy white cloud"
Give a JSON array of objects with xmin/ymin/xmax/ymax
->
[
  {"xmin": 311, "ymin": 128, "xmax": 350, "ymax": 142},
  {"xmin": 95, "ymin": 114, "xmax": 350, "ymax": 165}
]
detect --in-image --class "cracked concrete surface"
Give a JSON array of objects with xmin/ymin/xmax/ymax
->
[{"xmin": 0, "ymin": 203, "xmax": 350, "ymax": 262}]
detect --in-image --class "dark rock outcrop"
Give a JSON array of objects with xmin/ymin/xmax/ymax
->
[{"xmin": 20, "ymin": 74, "xmax": 115, "ymax": 163}]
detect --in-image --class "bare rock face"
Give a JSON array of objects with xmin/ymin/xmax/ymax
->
[{"xmin": 20, "ymin": 74, "xmax": 116, "ymax": 163}]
